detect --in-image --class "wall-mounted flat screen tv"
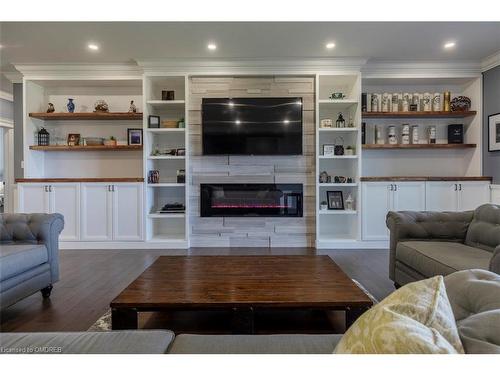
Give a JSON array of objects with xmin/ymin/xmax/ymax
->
[{"xmin": 202, "ymin": 97, "xmax": 303, "ymax": 155}]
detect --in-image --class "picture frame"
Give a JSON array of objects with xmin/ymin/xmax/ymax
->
[
  {"xmin": 488, "ymin": 113, "xmax": 500, "ymax": 152},
  {"xmin": 323, "ymin": 144, "xmax": 335, "ymax": 157},
  {"xmin": 148, "ymin": 115, "xmax": 160, "ymax": 128},
  {"xmin": 67, "ymin": 133, "xmax": 80, "ymax": 146},
  {"xmin": 127, "ymin": 128, "xmax": 143, "ymax": 146},
  {"xmin": 327, "ymin": 191, "xmax": 344, "ymax": 210}
]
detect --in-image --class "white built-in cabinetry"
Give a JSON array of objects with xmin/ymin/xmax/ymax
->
[
  {"xmin": 316, "ymin": 74, "xmax": 362, "ymax": 247},
  {"xmin": 18, "ymin": 183, "xmax": 80, "ymax": 241},
  {"xmin": 18, "ymin": 182, "xmax": 143, "ymax": 242},
  {"xmin": 362, "ymin": 180, "xmax": 490, "ymax": 240},
  {"xmin": 425, "ymin": 181, "xmax": 490, "ymax": 211},
  {"xmin": 362, "ymin": 182, "xmax": 426, "ymax": 240}
]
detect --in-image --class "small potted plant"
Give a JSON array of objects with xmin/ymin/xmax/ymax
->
[
  {"xmin": 104, "ymin": 136, "xmax": 117, "ymax": 146},
  {"xmin": 320, "ymin": 201, "xmax": 328, "ymax": 211}
]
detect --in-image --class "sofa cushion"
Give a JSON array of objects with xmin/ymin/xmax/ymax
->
[
  {"xmin": 0, "ymin": 244, "xmax": 48, "ymax": 281},
  {"xmin": 396, "ymin": 241, "xmax": 491, "ymax": 278},
  {"xmin": 444, "ymin": 269, "xmax": 500, "ymax": 354},
  {"xmin": 465, "ymin": 204, "xmax": 500, "ymax": 253},
  {"xmin": 334, "ymin": 276, "xmax": 464, "ymax": 354},
  {"xmin": 169, "ymin": 334, "xmax": 342, "ymax": 354},
  {"xmin": 0, "ymin": 330, "xmax": 175, "ymax": 354}
]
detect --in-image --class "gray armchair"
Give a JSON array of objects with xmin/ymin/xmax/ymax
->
[
  {"xmin": 386, "ymin": 204, "xmax": 500, "ymax": 287},
  {"xmin": 0, "ymin": 213, "xmax": 64, "ymax": 309}
]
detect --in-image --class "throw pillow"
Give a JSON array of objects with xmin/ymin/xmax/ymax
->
[{"xmin": 334, "ymin": 276, "xmax": 464, "ymax": 354}]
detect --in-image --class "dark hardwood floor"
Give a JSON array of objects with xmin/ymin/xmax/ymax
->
[{"xmin": 0, "ymin": 248, "xmax": 394, "ymax": 333}]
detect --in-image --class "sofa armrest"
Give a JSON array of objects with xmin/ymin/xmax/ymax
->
[
  {"xmin": 490, "ymin": 245, "xmax": 500, "ymax": 275},
  {"xmin": 386, "ymin": 210, "xmax": 473, "ymax": 281},
  {"xmin": 1, "ymin": 213, "xmax": 64, "ymax": 283},
  {"xmin": 28, "ymin": 213, "xmax": 64, "ymax": 282}
]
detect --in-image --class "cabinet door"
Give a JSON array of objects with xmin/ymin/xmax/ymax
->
[
  {"xmin": 362, "ymin": 182, "xmax": 392, "ymax": 241},
  {"xmin": 112, "ymin": 183, "xmax": 143, "ymax": 241},
  {"xmin": 17, "ymin": 184, "xmax": 50, "ymax": 214},
  {"xmin": 392, "ymin": 182, "xmax": 426, "ymax": 211},
  {"xmin": 425, "ymin": 182, "xmax": 458, "ymax": 211},
  {"xmin": 459, "ymin": 182, "xmax": 490, "ymax": 211},
  {"xmin": 81, "ymin": 183, "xmax": 113, "ymax": 241},
  {"xmin": 50, "ymin": 183, "xmax": 80, "ymax": 241}
]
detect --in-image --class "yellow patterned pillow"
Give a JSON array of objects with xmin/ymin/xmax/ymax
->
[{"xmin": 334, "ymin": 276, "xmax": 464, "ymax": 354}]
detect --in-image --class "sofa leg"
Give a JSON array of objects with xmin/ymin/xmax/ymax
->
[{"xmin": 41, "ymin": 285, "xmax": 53, "ymax": 299}]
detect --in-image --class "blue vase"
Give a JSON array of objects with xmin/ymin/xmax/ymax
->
[{"xmin": 67, "ymin": 98, "xmax": 75, "ymax": 113}]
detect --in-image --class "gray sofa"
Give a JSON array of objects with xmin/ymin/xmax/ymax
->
[
  {"xmin": 0, "ymin": 213, "xmax": 64, "ymax": 309},
  {"xmin": 1, "ymin": 269, "xmax": 499, "ymax": 354},
  {"xmin": 387, "ymin": 203, "xmax": 500, "ymax": 287}
]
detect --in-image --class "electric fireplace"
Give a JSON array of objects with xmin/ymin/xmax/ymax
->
[{"xmin": 200, "ymin": 183, "xmax": 303, "ymax": 217}]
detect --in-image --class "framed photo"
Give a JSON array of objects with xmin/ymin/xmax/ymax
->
[
  {"xmin": 67, "ymin": 133, "xmax": 80, "ymax": 146},
  {"xmin": 127, "ymin": 128, "xmax": 143, "ymax": 145},
  {"xmin": 327, "ymin": 191, "xmax": 344, "ymax": 210},
  {"xmin": 148, "ymin": 115, "xmax": 160, "ymax": 128},
  {"xmin": 323, "ymin": 144, "xmax": 335, "ymax": 157},
  {"xmin": 488, "ymin": 113, "xmax": 500, "ymax": 152},
  {"xmin": 176, "ymin": 148, "xmax": 186, "ymax": 156}
]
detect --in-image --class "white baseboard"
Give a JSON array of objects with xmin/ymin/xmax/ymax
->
[
  {"xmin": 60, "ymin": 241, "xmax": 189, "ymax": 250},
  {"xmin": 316, "ymin": 240, "xmax": 389, "ymax": 249}
]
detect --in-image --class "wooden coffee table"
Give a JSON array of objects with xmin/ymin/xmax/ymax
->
[{"xmin": 110, "ymin": 256, "xmax": 373, "ymax": 333}]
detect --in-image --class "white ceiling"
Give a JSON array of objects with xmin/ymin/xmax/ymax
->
[{"xmin": 1, "ymin": 22, "xmax": 500, "ymax": 72}]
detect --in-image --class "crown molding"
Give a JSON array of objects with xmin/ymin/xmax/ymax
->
[
  {"xmin": 362, "ymin": 60, "xmax": 482, "ymax": 79},
  {"xmin": 12, "ymin": 63, "xmax": 142, "ymax": 80},
  {"xmin": 2, "ymin": 72, "xmax": 23, "ymax": 84},
  {"xmin": 0, "ymin": 117, "xmax": 14, "ymax": 129},
  {"xmin": 137, "ymin": 58, "xmax": 368, "ymax": 75},
  {"xmin": 482, "ymin": 50, "xmax": 500, "ymax": 72},
  {"xmin": 0, "ymin": 90, "xmax": 14, "ymax": 102}
]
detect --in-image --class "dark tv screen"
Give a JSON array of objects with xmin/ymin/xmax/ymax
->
[{"xmin": 202, "ymin": 97, "xmax": 303, "ymax": 155}]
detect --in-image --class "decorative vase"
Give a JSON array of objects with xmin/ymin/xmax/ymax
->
[{"xmin": 67, "ymin": 98, "xmax": 75, "ymax": 113}]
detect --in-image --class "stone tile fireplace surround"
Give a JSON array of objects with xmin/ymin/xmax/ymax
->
[{"xmin": 189, "ymin": 76, "xmax": 315, "ymax": 247}]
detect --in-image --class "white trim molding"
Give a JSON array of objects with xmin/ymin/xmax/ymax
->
[
  {"xmin": 0, "ymin": 90, "xmax": 14, "ymax": 102},
  {"xmin": 0, "ymin": 117, "xmax": 14, "ymax": 129},
  {"xmin": 12, "ymin": 63, "xmax": 142, "ymax": 80},
  {"xmin": 482, "ymin": 50, "xmax": 500, "ymax": 72},
  {"xmin": 3, "ymin": 71, "xmax": 23, "ymax": 84},
  {"xmin": 362, "ymin": 60, "xmax": 482, "ymax": 79},
  {"xmin": 137, "ymin": 58, "xmax": 368, "ymax": 75}
]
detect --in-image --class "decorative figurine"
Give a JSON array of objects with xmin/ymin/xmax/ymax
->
[
  {"xmin": 128, "ymin": 100, "xmax": 137, "ymax": 113},
  {"xmin": 46, "ymin": 103, "xmax": 55, "ymax": 113},
  {"xmin": 320, "ymin": 201, "xmax": 328, "ymax": 211},
  {"xmin": 450, "ymin": 96, "xmax": 471, "ymax": 112},
  {"xmin": 319, "ymin": 171, "xmax": 330, "ymax": 184},
  {"xmin": 67, "ymin": 98, "xmax": 75, "ymax": 113},
  {"xmin": 94, "ymin": 99, "xmax": 109, "ymax": 113},
  {"xmin": 345, "ymin": 194, "xmax": 354, "ymax": 211}
]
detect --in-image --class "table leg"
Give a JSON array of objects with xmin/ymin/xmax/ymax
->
[
  {"xmin": 111, "ymin": 307, "xmax": 138, "ymax": 330},
  {"xmin": 345, "ymin": 307, "xmax": 368, "ymax": 330},
  {"xmin": 232, "ymin": 307, "xmax": 255, "ymax": 334}
]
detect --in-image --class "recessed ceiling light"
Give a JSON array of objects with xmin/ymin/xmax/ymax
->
[
  {"xmin": 235, "ymin": 120, "xmax": 241, "ymax": 124},
  {"xmin": 87, "ymin": 43, "xmax": 99, "ymax": 51},
  {"xmin": 326, "ymin": 42, "xmax": 336, "ymax": 49},
  {"xmin": 207, "ymin": 43, "xmax": 217, "ymax": 51},
  {"xmin": 283, "ymin": 119, "xmax": 290, "ymax": 124},
  {"xmin": 444, "ymin": 41, "xmax": 456, "ymax": 49}
]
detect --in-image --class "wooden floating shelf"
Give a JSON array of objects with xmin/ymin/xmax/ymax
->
[
  {"xmin": 319, "ymin": 128, "xmax": 358, "ymax": 132},
  {"xmin": 29, "ymin": 145, "xmax": 143, "ymax": 151},
  {"xmin": 29, "ymin": 112, "xmax": 143, "ymax": 121},
  {"xmin": 362, "ymin": 144, "xmax": 476, "ymax": 150},
  {"xmin": 148, "ymin": 155, "xmax": 185, "ymax": 160},
  {"xmin": 145, "ymin": 128, "xmax": 185, "ymax": 133},
  {"xmin": 362, "ymin": 111, "xmax": 476, "ymax": 119}
]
